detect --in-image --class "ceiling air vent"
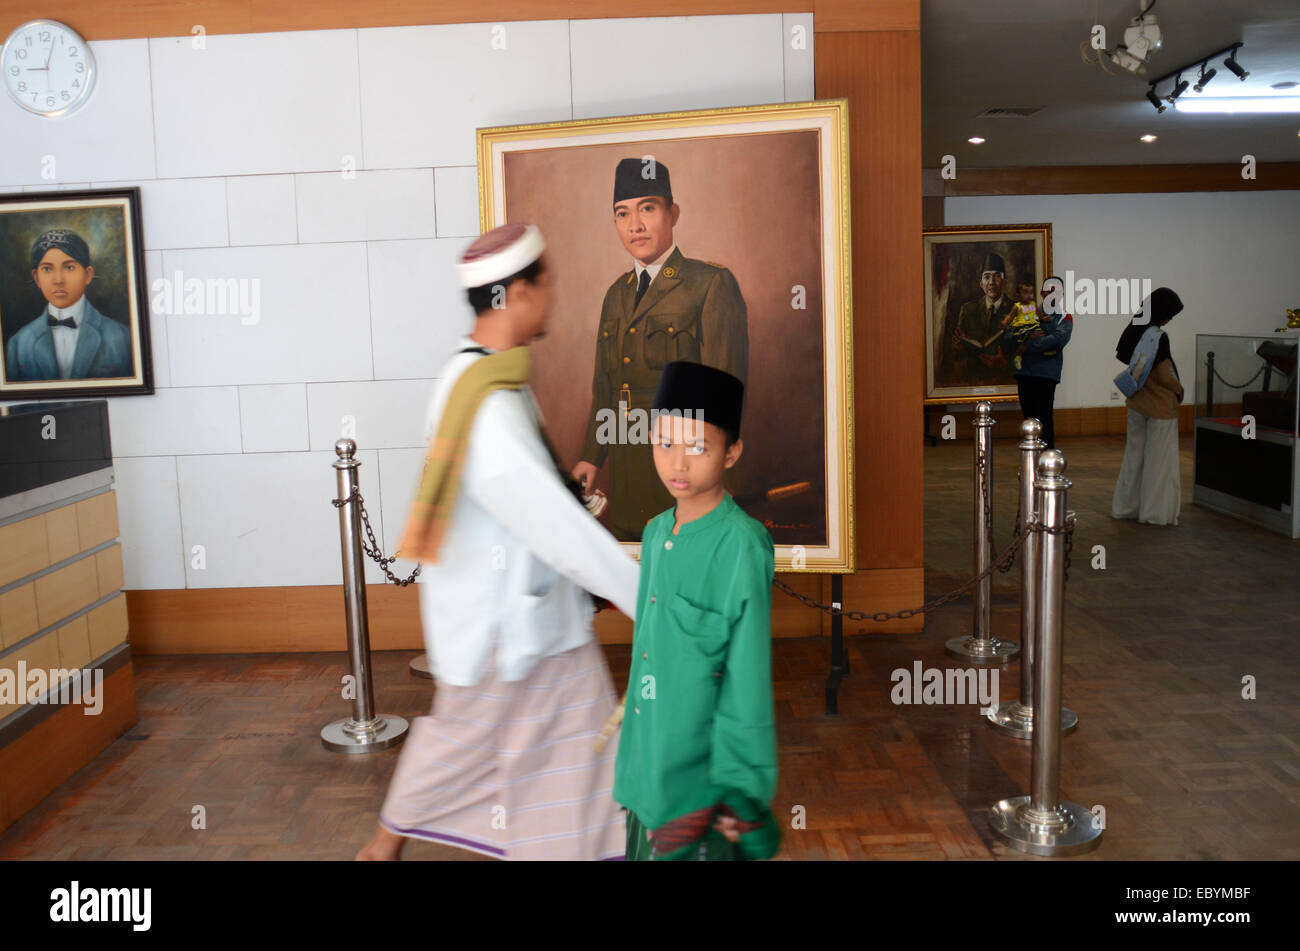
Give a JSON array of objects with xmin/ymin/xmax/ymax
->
[{"xmin": 974, "ymin": 106, "xmax": 1044, "ymax": 119}]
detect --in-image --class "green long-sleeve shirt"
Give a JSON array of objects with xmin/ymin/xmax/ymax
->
[{"xmin": 612, "ymin": 492, "xmax": 780, "ymax": 860}]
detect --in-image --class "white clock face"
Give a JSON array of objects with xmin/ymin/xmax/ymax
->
[{"xmin": 2, "ymin": 19, "xmax": 96, "ymax": 117}]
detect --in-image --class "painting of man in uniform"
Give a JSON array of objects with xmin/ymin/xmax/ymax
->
[
  {"xmin": 501, "ymin": 131, "xmax": 828, "ymax": 548},
  {"xmin": 924, "ymin": 226, "xmax": 1050, "ymax": 400},
  {"xmin": 0, "ymin": 190, "xmax": 151, "ymax": 398}
]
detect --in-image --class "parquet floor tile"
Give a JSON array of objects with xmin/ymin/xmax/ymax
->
[{"xmin": 1, "ymin": 436, "xmax": 1295, "ymax": 860}]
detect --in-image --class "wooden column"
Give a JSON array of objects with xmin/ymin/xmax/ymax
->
[{"xmin": 814, "ymin": 10, "xmax": 925, "ymax": 632}]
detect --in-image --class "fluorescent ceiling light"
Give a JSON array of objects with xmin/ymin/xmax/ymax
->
[
  {"xmin": 968, "ymin": 136, "xmax": 985, "ymax": 144},
  {"xmin": 1140, "ymin": 134, "xmax": 1157, "ymax": 142},
  {"xmin": 1174, "ymin": 97, "xmax": 1300, "ymax": 114}
]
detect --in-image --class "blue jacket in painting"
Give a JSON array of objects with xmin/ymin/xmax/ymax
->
[{"xmin": 4, "ymin": 300, "xmax": 134, "ymax": 381}]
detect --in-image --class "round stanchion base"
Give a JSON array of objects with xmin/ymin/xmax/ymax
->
[
  {"xmin": 409, "ymin": 654, "xmax": 433, "ymax": 679},
  {"xmin": 988, "ymin": 796, "xmax": 1103, "ymax": 856},
  {"xmin": 986, "ymin": 702, "xmax": 1079, "ymax": 738},
  {"xmin": 944, "ymin": 636, "xmax": 1019, "ymax": 665},
  {"xmin": 321, "ymin": 714, "xmax": 409, "ymax": 754}
]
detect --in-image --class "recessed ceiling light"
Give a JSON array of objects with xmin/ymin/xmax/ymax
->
[
  {"xmin": 968, "ymin": 136, "xmax": 985, "ymax": 144},
  {"xmin": 1140, "ymin": 134, "xmax": 1157, "ymax": 143},
  {"xmin": 1273, "ymin": 81, "xmax": 1299, "ymax": 89}
]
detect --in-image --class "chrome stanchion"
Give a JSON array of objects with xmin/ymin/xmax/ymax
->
[
  {"xmin": 989, "ymin": 450, "xmax": 1100, "ymax": 856},
  {"xmin": 946, "ymin": 400, "xmax": 1018, "ymax": 665},
  {"xmin": 988, "ymin": 419, "xmax": 1078, "ymax": 738},
  {"xmin": 322, "ymin": 439, "xmax": 409, "ymax": 754},
  {"xmin": 409, "ymin": 654, "xmax": 433, "ymax": 679}
]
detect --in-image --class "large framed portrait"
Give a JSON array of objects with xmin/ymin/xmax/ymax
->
[
  {"xmin": 0, "ymin": 188, "xmax": 153, "ymax": 399},
  {"xmin": 477, "ymin": 100, "xmax": 854, "ymax": 571},
  {"xmin": 924, "ymin": 223, "xmax": 1052, "ymax": 402}
]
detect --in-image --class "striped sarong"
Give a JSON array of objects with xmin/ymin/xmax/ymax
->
[{"xmin": 379, "ymin": 638, "xmax": 625, "ymax": 860}]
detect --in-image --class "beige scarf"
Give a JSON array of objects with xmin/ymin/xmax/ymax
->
[{"xmin": 396, "ymin": 346, "xmax": 530, "ymax": 562}]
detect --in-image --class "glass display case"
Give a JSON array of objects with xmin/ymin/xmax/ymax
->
[{"xmin": 1193, "ymin": 332, "xmax": 1299, "ymax": 537}]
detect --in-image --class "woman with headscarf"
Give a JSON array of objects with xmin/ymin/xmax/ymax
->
[{"xmin": 1111, "ymin": 287, "xmax": 1185, "ymax": 525}]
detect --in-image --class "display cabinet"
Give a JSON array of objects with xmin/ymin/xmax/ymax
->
[{"xmin": 1193, "ymin": 333, "xmax": 1299, "ymax": 537}]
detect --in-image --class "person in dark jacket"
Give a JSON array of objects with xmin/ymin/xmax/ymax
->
[{"xmin": 1013, "ymin": 275, "xmax": 1073, "ymax": 449}]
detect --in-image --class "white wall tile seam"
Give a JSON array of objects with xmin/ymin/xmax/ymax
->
[
  {"xmin": 354, "ymin": 29, "xmax": 367, "ymax": 171},
  {"xmin": 145, "ymin": 235, "xmax": 454, "ymax": 252},
  {"xmin": 172, "ymin": 454, "xmax": 188, "ymax": 588},
  {"xmin": 110, "ymin": 377, "xmax": 445, "ymax": 389},
  {"xmin": 236, "ymin": 383, "xmax": 245, "ymax": 453},
  {"xmin": 146, "ymin": 39, "xmax": 161, "ymax": 179},
  {"xmin": 567, "ymin": 20, "xmax": 576, "ymax": 121}
]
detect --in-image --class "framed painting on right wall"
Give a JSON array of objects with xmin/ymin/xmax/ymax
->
[{"xmin": 923, "ymin": 223, "xmax": 1052, "ymax": 402}]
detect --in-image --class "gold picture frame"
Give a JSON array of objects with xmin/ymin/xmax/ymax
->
[
  {"xmin": 476, "ymin": 100, "xmax": 854, "ymax": 572},
  {"xmin": 923, "ymin": 223, "xmax": 1053, "ymax": 403}
]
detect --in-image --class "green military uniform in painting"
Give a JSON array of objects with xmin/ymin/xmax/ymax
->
[
  {"xmin": 612, "ymin": 492, "xmax": 780, "ymax": 861},
  {"xmin": 580, "ymin": 247, "xmax": 748, "ymax": 540}
]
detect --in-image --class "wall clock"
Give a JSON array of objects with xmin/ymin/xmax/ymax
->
[{"xmin": 2, "ymin": 19, "xmax": 96, "ymax": 117}]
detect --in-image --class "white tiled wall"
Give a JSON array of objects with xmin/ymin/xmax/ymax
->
[{"xmin": 1, "ymin": 14, "xmax": 814, "ymax": 589}]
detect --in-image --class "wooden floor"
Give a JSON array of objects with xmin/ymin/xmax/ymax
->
[{"xmin": 2, "ymin": 435, "xmax": 1297, "ymax": 860}]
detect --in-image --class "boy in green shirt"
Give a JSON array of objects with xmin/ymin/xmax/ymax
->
[{"xmin": 612, "ymin": 360, "xmax": 780, "ymax": 861}]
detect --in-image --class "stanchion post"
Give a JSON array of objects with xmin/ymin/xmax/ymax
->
[
  {"xmin": 988, "ymin": 450, "xmax": 1101, "ymax": 856},
  {"xmin": 946, "ymin": 401, "xmax": 1018, "ymax": 665},
  {"xmin": 321, "ymin": 438, "xmax": 409, "ymax": 754},
  {"xmin": 824, "ymin": 574, "xmax": 845, "ymax": 715},
  {"xmin": 988, "ymin": 419, "xmax": 1078, "ymax": 738}
]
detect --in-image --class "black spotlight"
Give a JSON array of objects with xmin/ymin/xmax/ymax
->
[
  {"xmin": 1193, "ymin": 65, "xmax": 1217, "ymax": 93},
  {"xmin": 1146, "ymin": 87, "xmax": 1167, "ymax": 113},
  {"xmin": 1225, "ymin": 53, "xmax": 1249, "ymax": 80},
  {"xmin": 1167, "ymin": 74, "xmax": 1190, "ymax": 101}
]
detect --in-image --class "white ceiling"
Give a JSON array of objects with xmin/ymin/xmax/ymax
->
[{"xmin": 923, "ymin": 0, "xmax": 1300, "ymax": 166}]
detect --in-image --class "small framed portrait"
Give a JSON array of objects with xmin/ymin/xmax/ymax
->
[
  {"xmin": 923, "ymin": 223, "xmax": 1052, "ymax": 402},
  {"xmin": 477, "ymin": 100, "xmax": 855, "ymax": 571},
  {"xmin": 0, "ymin": 188, "xmax": 153, "ymax": 399}
]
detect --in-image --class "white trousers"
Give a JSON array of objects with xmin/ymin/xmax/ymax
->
[{"xmin": 1111, "ymin": 409, "xmax": 1180, "ymax": 525}]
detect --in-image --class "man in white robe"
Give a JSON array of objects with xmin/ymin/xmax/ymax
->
[{"xmin": 357, "ymin": 224, "xmax": 638, "ymax": 860}]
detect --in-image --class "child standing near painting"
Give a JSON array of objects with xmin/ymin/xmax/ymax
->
[{"xmin": 612, "ymin": 360, "xmax": 780, "ymax": 861}]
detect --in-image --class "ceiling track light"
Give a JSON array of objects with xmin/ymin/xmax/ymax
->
[
  {"xmin": 1166, "ymin": 73, "xmax": 1190, "ymax": 102},
  {"xmin": 1146, "ymin": 43, "xmax": 1249, "ymax": 115},
  {"xmin": 1193, "ymin": 63, "xmax": 1217, "ymax": 93}
]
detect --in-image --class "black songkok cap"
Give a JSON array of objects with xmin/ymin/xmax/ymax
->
[
  {"xmin": 653, "ymin": 361, "xmax": 744, "ymax": 437},
  {"xmin": 613, "ymin": 157, "xmax": 673, "ymax": 206},
  {"xmin": 980, "ymin": 252, "xmax": 1005, "ymax": 274},
  {"xmin": 31, "ymin": 229, "xmax": 91, "ymax": 270}
]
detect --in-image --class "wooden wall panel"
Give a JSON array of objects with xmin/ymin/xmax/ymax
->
[
  {"xmin": 128, "ymin": 576, "xmax": 845, "ymax": 653},
  {"xmin": 941, "ymin": 163, "xmax": 1300, "ymax": 197},
  {"xmin": 816, "ymin": 29, "xmax": 924, "ymax": 575},
  {"xmin": 925, "ymin": 404, "xmax": 1195, "ymax": 438},
  {"xmin": 0, "ymin": 662, "xmax": 137, "ymax": 836},
  {"xmin": 0, "ymin": 0, "xmax": 906, "ymax": 41}
]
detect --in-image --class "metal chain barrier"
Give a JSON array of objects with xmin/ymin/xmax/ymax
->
[
  {"xmin": 330, "ymin": 486, "xmax": 422, "ymax": 586},
  {"xmin": 979, "ymin": 440, "xmax": 1021, "ymax": 575},
  {"xmin": 774, "ymin": 501, "xmax": 1075, "ymax": 623},
  {"xmin": 1210, "ymin": 364, "xmax": 1266, "ymax": 390}
]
